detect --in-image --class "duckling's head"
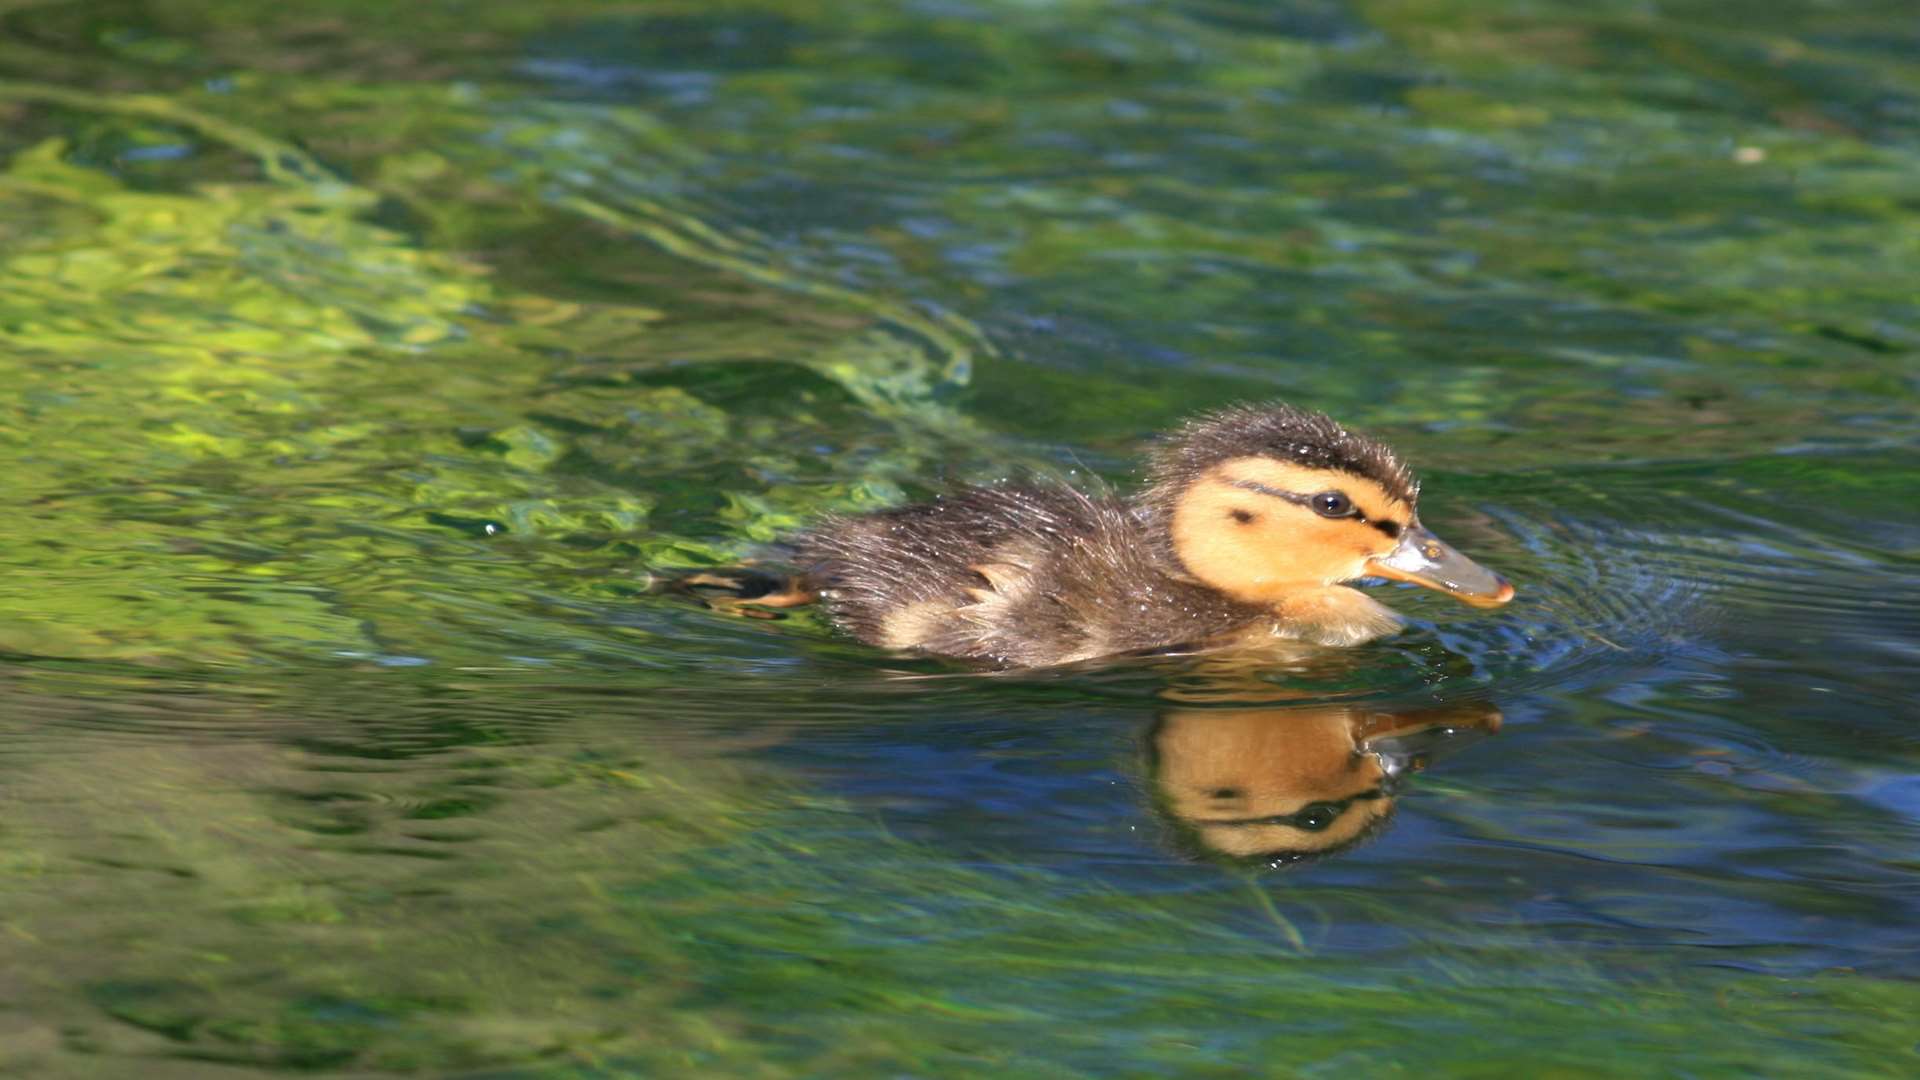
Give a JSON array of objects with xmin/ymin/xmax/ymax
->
[{"xmin": 1142, "ymin": 403, "xmax": 1513, "ymax": 610}]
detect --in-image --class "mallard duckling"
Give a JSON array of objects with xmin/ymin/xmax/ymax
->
[{"xmin": 690, "ymin": 402, "xmax": 1513, "ymax": 667}]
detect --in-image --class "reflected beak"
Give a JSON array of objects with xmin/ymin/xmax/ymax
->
[
  {"xmin": 1367, "ymin": 714, "xmax": 1503, "ymax": 794},
  {"xmin": 1365, "ymin": 523, "xmax": 1514, "ymax": 608},
  {"xmin": 1372, "ymin": 750, "xmax": 1421, "ymax": 796}
]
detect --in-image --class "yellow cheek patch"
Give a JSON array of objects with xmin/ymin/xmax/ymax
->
[
  {"xmin": 1168, "ymin": 460, "xmax": 1410, "ymax": 602},
  {"xmin": 1170, "ymin": 482, "xmax": 1316, "ymax": 594}
]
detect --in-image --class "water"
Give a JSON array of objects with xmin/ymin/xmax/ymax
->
[{"xmin": 1, "ymin": 0, "xmax": 1917, "ymax": 1074}]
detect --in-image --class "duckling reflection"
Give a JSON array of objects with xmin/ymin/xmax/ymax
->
[{"xmin": 1144, "ymin": 701, "xmax": 1501, "ymax": 867}]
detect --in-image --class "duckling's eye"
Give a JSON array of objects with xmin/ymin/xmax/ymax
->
[
  {"xmin": 1294, "ymin": 803, "xmax": 1343, "ymax": 831},
  {"xmin": 1228, "ymin": 508, "xmax": 1255, "ymax": 524},
  {"xmin": 1311, "ymin": 492, "xmax": 1354, "ymax": 518}
]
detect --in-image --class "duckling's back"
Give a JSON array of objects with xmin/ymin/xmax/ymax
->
[{"xmin": 797, "ymin": 484, "xmax": 1261, "ymax": 667}]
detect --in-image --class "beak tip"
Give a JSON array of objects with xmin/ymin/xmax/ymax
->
[{"xmin": 1461, "ymin": 578, "xmax": 1514, "ymax": 609}]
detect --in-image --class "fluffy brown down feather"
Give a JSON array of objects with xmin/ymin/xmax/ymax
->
[{"xmin": 796, "ymin": 483, "xmax": 1266, "ymax": 668}]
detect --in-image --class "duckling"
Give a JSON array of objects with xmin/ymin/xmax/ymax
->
[{"xmin": 688, "ymin": 402, "xmax": 1513, "ymax": 667}]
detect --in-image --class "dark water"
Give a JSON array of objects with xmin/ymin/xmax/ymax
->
[{"xmin": 1, "ymin": 0, "xmax": 1917, "ymax": 1074}]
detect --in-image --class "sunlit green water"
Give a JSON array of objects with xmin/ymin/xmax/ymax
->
[{"xmin": 1, "ymin": 0, "xmax": 1917, "ymax": 1074}]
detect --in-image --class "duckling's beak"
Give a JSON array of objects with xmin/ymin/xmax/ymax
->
[{"xmin": 1365, "ymin": 523, "xmax": 1514, "ymax": 608}]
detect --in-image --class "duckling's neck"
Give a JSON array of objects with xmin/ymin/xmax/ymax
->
[{"xmin": 1268, "ymin": 586, "xmax": 1403, "ymax": 647}]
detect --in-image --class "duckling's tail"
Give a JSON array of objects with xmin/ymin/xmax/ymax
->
[{"xmin": 651, "ymin": 568, "xmax": 817, "ymax": 619}]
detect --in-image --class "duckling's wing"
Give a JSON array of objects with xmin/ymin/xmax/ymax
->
[
  {"xmin": 969, "ymin": 500, "xmax": 1267, "ymax": 666},
  {"xmin": 796, "ymin": 485, "xmax": 1119, "ymax": 663}
]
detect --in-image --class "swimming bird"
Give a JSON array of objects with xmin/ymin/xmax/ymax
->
[{"xmin": 676, "ymin": 402, "xmax": 1513, "ymax": 667}]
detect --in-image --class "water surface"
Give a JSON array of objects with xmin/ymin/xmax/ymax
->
[{"xmin": 1, "ymin": 0, "xmax": 1917, "ymax": 1075}]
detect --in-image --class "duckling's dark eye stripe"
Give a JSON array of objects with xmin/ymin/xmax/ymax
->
[
  {"xmin": 1200, "ymin": 787, "xmax": 1388, "ymax": 829},
  {"xmin": 1229, "ymin": 479, "xmax": 1402, "ymax": 538},
  {"xmin": 1230, "ymin": 478, "xmax": 1324, "ymax": 508}
]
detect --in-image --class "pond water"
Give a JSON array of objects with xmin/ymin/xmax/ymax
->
[{"xmin": 2, "ymin": 0, "xmax": 1917, "ymax": 1074}]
